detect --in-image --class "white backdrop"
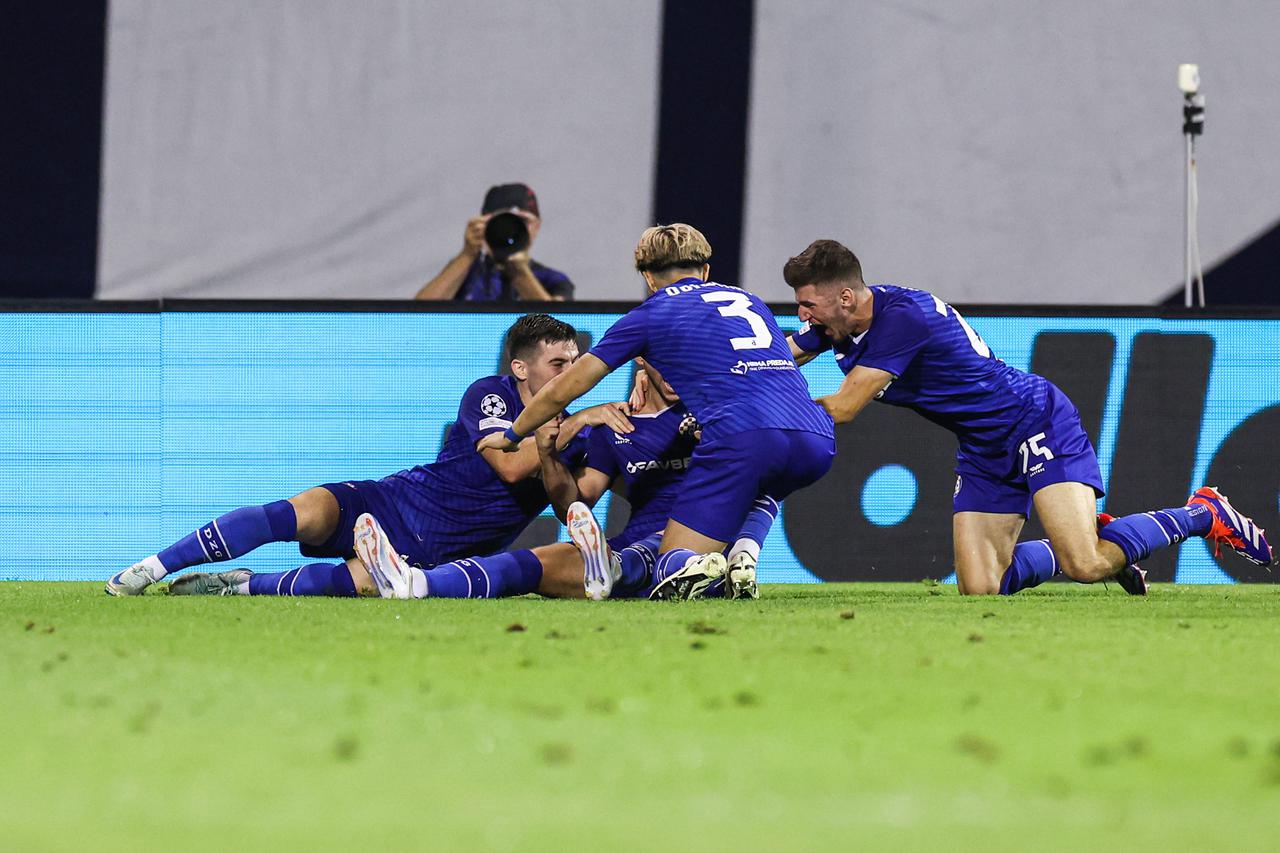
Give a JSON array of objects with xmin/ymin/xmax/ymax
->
[
  {"xmin": 100, "ymin": 1, "xmax": 1280, "ymax": 303},
  {"xmin": 742, "ymin": 1, "xmax": 1280, "ymax": 303},
  {"xmin": 99, "ymin": 0, "xmax": 663, "ymax": 300}
]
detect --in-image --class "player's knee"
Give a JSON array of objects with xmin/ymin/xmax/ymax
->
[
  {"xmin": 1056, "ymin": 552, "xmax": 1110, "ymax": 583},
  {"xmin": 959, "ymin": 577, "xmax": 1000, "ymax": 596},
  {"xmin": 289, "ymin": 488, "xmax": 339, "ymax": 544}
]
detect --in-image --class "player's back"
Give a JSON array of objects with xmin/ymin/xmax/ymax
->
[
  {"xmin": 830, "ymin": 285, "xmax": 1049, "ymax": 453},
  {"xmin": 591, "ymin": 279, "xmax": 834, "ymax": 443}
]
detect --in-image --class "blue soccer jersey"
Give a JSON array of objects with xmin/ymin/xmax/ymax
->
[
  {"xmin": 583, "ymin": 403, "xmax": 700, "ymax": 545},
  {"xmin": 589, "ymin": 279, "xmax": 834, "ymax": 443},
  {"xmin": 384, "ymin": 375, "xmax": 587, "ymax": 560},
  {"xmin": 795, "ymin": 285, "xmax": 1051, "ymax": 455}
]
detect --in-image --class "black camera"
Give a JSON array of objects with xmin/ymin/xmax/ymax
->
[{"xmin": 484, "ymin": 212, "xmax": 530, "ymax": 263}]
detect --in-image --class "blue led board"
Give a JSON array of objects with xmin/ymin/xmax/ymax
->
[{"xmin": 1, "ymin": 310, "xmax": 1275, "ymax": 584}]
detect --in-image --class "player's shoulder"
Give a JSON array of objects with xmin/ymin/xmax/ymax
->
[
  {"xmin": 462, "ymin": 374, "xmax": 519, "ymax": 409},
  {"xmin": 872, "ymin": 285, "xmax": 934, "ymax": 324}
]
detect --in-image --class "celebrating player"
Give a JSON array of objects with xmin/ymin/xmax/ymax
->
[
  {"xmin": 478, "ymin": 224, "xmax": 835, "ymax": 600},
  {"xmin": 106, "ymin": 314, "xmax": 628, "ymax": 598},
  {"xmin": 782, "ymin": 239, "xmax": 1273, "ymax": 595},
  {"xmin": 348, "ymin": 357, "xmax": 779, "ymax": 601}
]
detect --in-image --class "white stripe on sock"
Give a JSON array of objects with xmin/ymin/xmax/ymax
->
[
  {"xmin": 1144, "ymin": 513, "xmax": 1171, "ymax": 546},
  {"xmin": 196, "ymin": 530, "xmax": 213, "ymax": 562},
  {"xmin": 212, "ymin": 519, "xmax": 233, "ymax": 559},
  {"xmin": 1038, "ymin": 539, "xmax": 1057, "ymax": 574}
]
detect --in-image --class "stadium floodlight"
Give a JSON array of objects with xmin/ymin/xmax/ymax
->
[{"xmin": 1180, "ymin": 63, "xmax": 1206, "ymax": 307}]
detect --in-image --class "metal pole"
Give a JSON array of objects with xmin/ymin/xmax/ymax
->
[{"xmin": 1184, "ymin": 132, "xmax": 1193, "ymax": 307}]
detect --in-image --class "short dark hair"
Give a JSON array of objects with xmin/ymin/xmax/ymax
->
[
  {"xmin": 782, "ymin": 240, "xmax": 863, "ymax": 289},
  {"xmin": 505, "ymin": 313, "xmax": 577, "ymax": 362}
]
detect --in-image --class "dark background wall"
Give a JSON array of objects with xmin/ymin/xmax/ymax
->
[{"xmin": 0, "ymin": 3, "xmax": 107, "ymax": 298}]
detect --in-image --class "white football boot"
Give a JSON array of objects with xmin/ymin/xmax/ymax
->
[
  {"xmin": 567, "ymin": 502, "xmax": 617, "ymax": 600},
  {"xmin": 725, "ymin": 551, "xmax": 760, "ymax": 600},
  {"xmin": 352, "ymin": 513, "xmax": 413, "ymax": 599}
]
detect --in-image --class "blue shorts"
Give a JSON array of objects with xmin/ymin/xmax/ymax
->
[
  {"xmin": 953, "ymin": 386, "xmax": 1104, "ymax": 517},
  {"xmin": 301, "ymin": 480, "xmax": 438, "ymax": 568},
  {"xmin": 668, "ymin": 428, "xmax": 835, "ymax": 543}
]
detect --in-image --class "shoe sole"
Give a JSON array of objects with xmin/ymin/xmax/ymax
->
[
  {"xmin": 567, "ymin": 502, "xmax": 611, "ymax": 601},
  {"xmin": 649, "ymin": 553, "xmax": 727, "ymax": 601},
  {"xmin": 727, "ymin": 566, "xmax": 759, "ymax": 600},
  {"xmin": 353, "ymin": 513, "xmax": 412, "ymax": 599}
]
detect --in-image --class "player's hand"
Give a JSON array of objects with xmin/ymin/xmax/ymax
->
[
  {"xmin": 463, "ymin": 215, "xmax": 488, "ymax": 258},
  {"xmin": 535, "ymin": 422, "xmax": 560, "ymax": 456},
  {"xmin": 596, "ymin": 402, "xmax": 634, "ymax": 435},
  {"xmin": 628, "ymin": 369, "xmax": 651, "ymax": 412},
  {"xmin": 478, "ymin": 431, "xmax": 519, "ymax": 453}
]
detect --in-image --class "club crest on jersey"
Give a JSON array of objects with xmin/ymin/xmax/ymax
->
[{"xmin": 480, "ymin": 394, "xmax": 508, "ymax": 417}]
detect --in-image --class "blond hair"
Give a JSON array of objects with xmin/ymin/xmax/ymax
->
[{"xmin": 634, "ymin": 223, "xmax": 712, "ymax": 272}]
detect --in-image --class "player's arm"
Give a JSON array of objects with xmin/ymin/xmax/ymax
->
[
  {"xmin": 787, "ymin": 320, "xmax": 831, "ymax": 366},
  {"xmin": 535, "ymin": 422, "xmax": 612, "ymax": 521},
  {"xmin": 817, "ymin": 365, "xmax": 895, "ymax": 424},
  {"xmin": 788, "ymin": 337, "xmax": 820, "ymax": 366},
  {"xmin": 478, "ymin": 354, "xmax": 616, "ymax": 452},
  {"xmin": 478, "ymin": 436, "xmax": 541, "ymax": 483},
  {"xmin": 557, "ymin": 402, "xmax": 633, "ymax": 449}
]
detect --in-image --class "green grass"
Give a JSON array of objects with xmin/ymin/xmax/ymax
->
[{"xmin": 2, "ymin": 582, "xmax": 1278, "ymax": 852}]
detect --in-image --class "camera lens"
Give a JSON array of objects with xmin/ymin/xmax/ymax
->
[{"xmin": 484, "ymin": 213, "xmax": 529, "ymax": 262}]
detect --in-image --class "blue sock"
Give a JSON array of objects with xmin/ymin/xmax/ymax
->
[
  {"xmin": 157, "ymin": 500, "xmax": 297, "ymax": 574},
  {"xmin": 729, "ymin": 497, "xmax": 778, "ymax": 561},
  {"xmin": 1097, "ymin": 505, "xmax": 1211, "ymax": 565},
  {"xmin": 422, "ymin": 550, "xmax": 543, "ymax": 599},
  {"xmin": 642, "ymin": 548, "xmax": 697, "ymax": 597},
  {"xmin": 999, "ymin": 540, "xmax": 1060, "ymax": 595},
  {"xmin": 613, "ymin": 534, "xmax": 660, "ymax": 598},
  {"xmin": 248, "ymin": 562, "xmax": 357, "ymax": 597}
]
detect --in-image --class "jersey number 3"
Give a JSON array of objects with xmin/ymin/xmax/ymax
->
[{"xmin": 702, "ymin": 292, "xmax": 773, "ymax": 350}]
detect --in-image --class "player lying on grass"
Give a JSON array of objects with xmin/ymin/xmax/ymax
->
[
  {"xmin": 172, "ymin": 358, "xmax": 779, "ymax": 600},
  {"xmin": 782, "ymin": 239, "xmax": 1273, "ymax": 595},
  {"xmin": 479, "ymin": 223, "xmax": 836, "ymax": 601},
  {"xmin": 106, "ymin": 314, "xmax": 631, "ymax": 598}
]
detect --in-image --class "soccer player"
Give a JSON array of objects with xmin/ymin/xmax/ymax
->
[
  {"xmin": 105, "ymin": 314, "xmax": 629, "ymax": 598},
  {"xmin": 349, "ymin": 357, "xmax": 780, "ymax": 601},
  {"xmin": 478, "ymin": 223, "xmax": 836, "ymax": 600},
  {"xmin": 781, "ymin": 239, "xmax": 1273, "ymax": 595}
]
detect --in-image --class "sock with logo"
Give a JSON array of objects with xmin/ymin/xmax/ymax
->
[
  {"xmin": 1096, "ymin": 505, "xmax": 1211, "ymax": 565},
  {"xmin": 154, "ymin": 501, "xmax": 298, "ymax": 578}
]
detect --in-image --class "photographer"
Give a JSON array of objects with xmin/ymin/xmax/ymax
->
[{"xmin": 415, "ymin": 183, "xmax": 574, "ymax": 302}]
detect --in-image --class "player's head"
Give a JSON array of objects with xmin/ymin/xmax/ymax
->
[
  {"xmin": 635, "ymin": 357, "xmax": 678, "ymax": 406},
  {"xmin": 482, "ymin": 183, "xmax": 541, "ymax": 245},
  {"xmin": 783, "ymin": 239, "xmax": 865, "ymax": 336},
  {"xmin": 634, "ymin": 223, "xmax": 712, "ymax": 291},
  {"xmin": 505, "ymin": 313, "xmax": 578, "ymax": 393}
]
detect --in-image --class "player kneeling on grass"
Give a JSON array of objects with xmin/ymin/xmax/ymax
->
[
  {"xmin": 304, "ymin": 358, "xmax": 780, "ymax": 601},
  {"xmin": 106, "ymin": 314, "xmax": 631, "ymax": 599},
  {"xmin": 479, "ymin": 224, "xmax": 836, "ymax": 601},
  {"xmin": 782, "ymin": 239, "xmax": 1273, "ymax": 595}
]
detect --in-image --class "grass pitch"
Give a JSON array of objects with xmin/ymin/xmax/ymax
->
[{"xmin": 3, "ymin": 582, "xmax": 1278, "ymax": 852}]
